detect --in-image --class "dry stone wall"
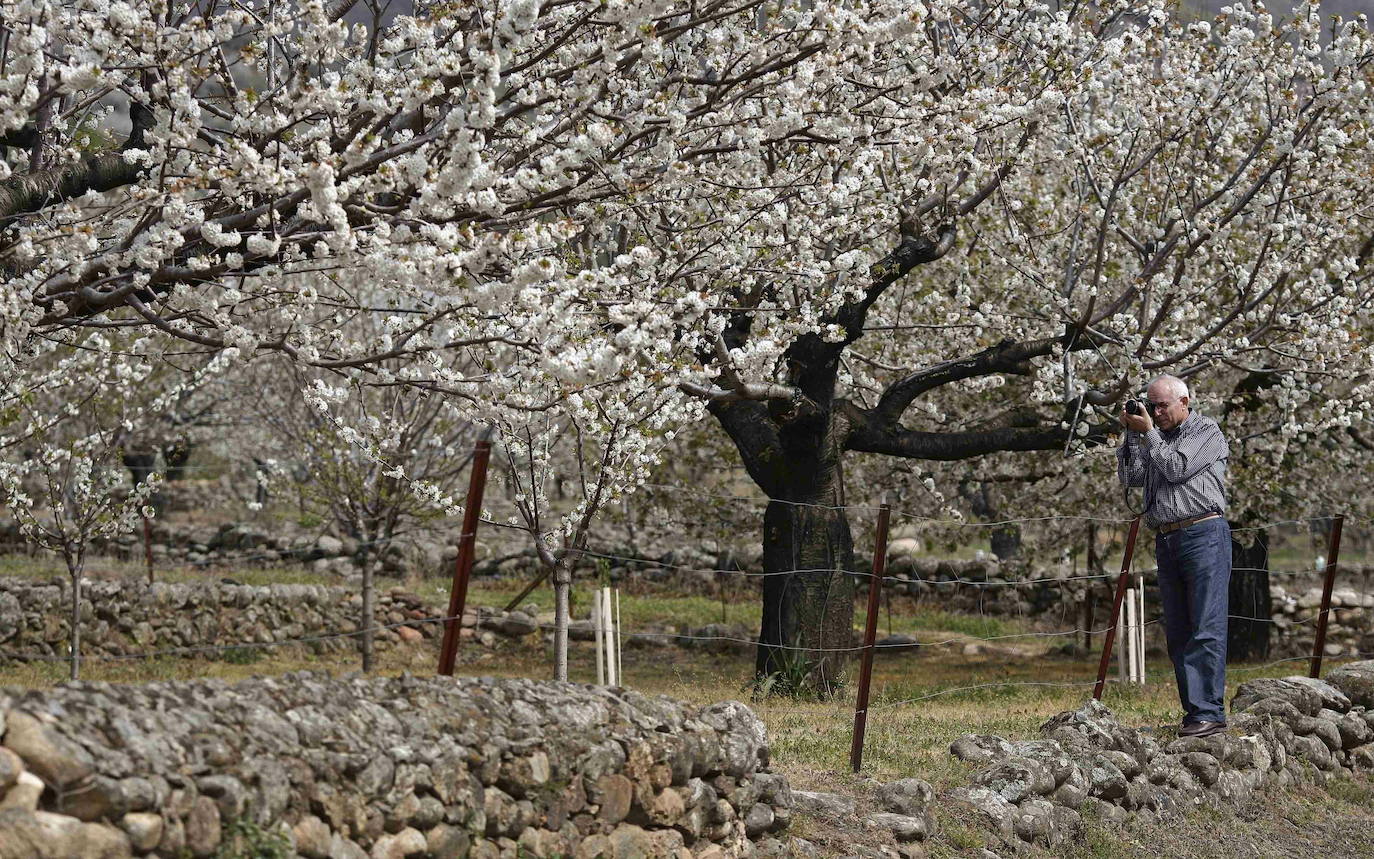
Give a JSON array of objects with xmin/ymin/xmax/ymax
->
[
  {"xmin": 0, "ymin": 674, "xmax": 797, "ymax": 858},
  {"xmin": 942, "ymin": 661, "xmax": 1374, "ymax": 849},
  {"xmin": 0, "ymin": 578, "xmax": 541, "ymax": 664},
  {"xmin": 781, "ymin": 662, "xmax": 1374, "ymax": 856}
]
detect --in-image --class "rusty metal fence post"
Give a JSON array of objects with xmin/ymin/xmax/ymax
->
[
  {"xmin": 1310, "ymin": 514, "xmax": 1345, "ymax": 679},
  {"xmin": 438, "ymin": 438, "xmax": 492, "ymax": 677},
  {"xmin": 1094, "ymin": 516, "xmax": 1142, "ymax": 700},
  {"xmin": 851, "ymin": 503, "xmax": 891, "ymax": 773}
]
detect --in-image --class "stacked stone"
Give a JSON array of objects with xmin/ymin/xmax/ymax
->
[
  {"xmin": 0, "ymin": 579, "xmax": 540, "ymax": 663},
  {"xmin": 0, "ymin": 674, "xmax": 797, "ymax": 858},
  {"xmin": 787, "ymin": 779, "xmax": 935, "ymax": 858},
  {"xmin": 947, "ymin": 661, "xmax": 1374, "ymax": 849},
  {"xmin": 0, "ymin": 513, "xmax": 753, "ymax": 590},
  {"xmin": 1270, "ymin": 583, "xmax": 1374, "ymax": 657},
  {"xmin": 879, "ymin": 550, "xmax": 1110, "ymax": 623},
  {"xmin": 882, "ymin": 536, "xmax": 1374, "ymax": 657}
]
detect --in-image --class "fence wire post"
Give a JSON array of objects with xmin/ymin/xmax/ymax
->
[
  {"xmin": 1094, "ymin": 516, "xmax": 1142, "ymax": 700},
  {"xmin": 1309, "ymin": 514, "xmax": 1345, "ymax": 679},
  {"xmin": 1135, "ymin": 572, "xmax": 1146, "ymax": 686},
  {"xmin": 438, "ymin": 438, "xmax": 492, "ymax": 677},
  {"xmin": 851, "ymin": 503, "xmax": 891, "ymax": 773}
]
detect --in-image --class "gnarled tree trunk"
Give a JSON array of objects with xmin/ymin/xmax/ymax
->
[
  {"xmin": 1228, "ymin": 528, "xmax": 1270, "ymax": 662},
  {"xmin": 163, "ymin": 442, "xmax": 193, "ymax": 481},
  {"xmin": 714, "ymin": 394, "xmax": 857, "ymax": 696},
  {"xmin": 757, "ymin": 483, "xmax": 856, "ymax": 695}
]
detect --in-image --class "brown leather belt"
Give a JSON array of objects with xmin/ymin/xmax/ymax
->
[{"xmin": 1157, "ymin": 513, "xmax": 1221, "ymax": 534}]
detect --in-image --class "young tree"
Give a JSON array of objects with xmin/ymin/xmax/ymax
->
[
  {"xmin": 0, "ymin": 337, "xmax": 217, "ymax": 677},
  {"xmin": 241, "ymin": 355, "xmax": 482, "ymax": 671}
]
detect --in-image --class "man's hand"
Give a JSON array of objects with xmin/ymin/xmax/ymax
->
[{"xmin": 1120, "ymin": 408, "xmax": 1153, "ymax": 434}]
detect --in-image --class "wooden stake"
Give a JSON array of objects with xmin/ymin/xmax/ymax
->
[
  {"xmin": 1094, "ymin": 516, "xmax": 1142, "ymax": 700},
  {"xmin": 851, "ymin": 504, "xmax": 891, "ymax": 773},
  {"xmin": 1310, "ymin": 514, "xmax": 1345, "ymax": 679},
  {"xmin": 437, "ymin": 439, "xmax": 492, "ymax": 677}
]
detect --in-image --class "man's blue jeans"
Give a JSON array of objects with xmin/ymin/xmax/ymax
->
[{"xmin": 1155, "ymin": 517, "xmax": 1232, "ymax": 724}]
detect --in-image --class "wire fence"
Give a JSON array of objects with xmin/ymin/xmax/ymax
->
[
  {"xmin": 2, "ymin": 468, "xmax": 1371, "ymax": 748},
  {"xmin": 0, "ymin": 606, "xmax": 1345, "ymax": 666}
]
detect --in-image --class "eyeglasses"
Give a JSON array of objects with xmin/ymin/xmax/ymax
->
[{"xmin": 1146, "ymin": 400, "xmax": 1173, "ymax": 412}]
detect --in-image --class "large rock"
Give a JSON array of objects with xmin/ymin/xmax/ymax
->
[
  {"xmin": 495, "ymin": 611, "xmax": 538, "ymax": 637},
  {"xmin": 1327, "ymin": 661, "xmax": 1374, "ymax": 709},
  {"xmin": 877, "ymin": 779, "xmax": 933, "ymax": 817},
  {"xmin": 0, "ymin": 809, "xmax": 132, "ymax": 859},
  {"xmin": 1012, "ymin": 798, "xmax": 1059, "ymax": 845},
  {"xmin": 1333, "ymin": 711, "xmax": 1373, "ymax": 749},
  {"xmin": 1082, "ymin": 754, "xmax": 1129, "ymax": 801},
  {"xmin": 973, "ymin": 757, "xmax": 1056, "ymax": 803},
  {"xmin": 791, "ymin": 791, "xmax": 856, "ymax": 818},
  {"xmin": 119, "ymin": 813, "xmax": 164, "ymax": 853},
  {"xmin": 864, "ymin": 812, "xmax": 928, "ymax": 843},
  {"xmin": 0, "ymin": 748, "xmax": 21, "ymax": 794},
  {"xmin": 1231, "ymin": 678, "xmax": 1324, "ymax": 716},
  {"xmin": 1240, "ymin": 697, "xmax": 1307, "ymax": 727},
  {"xmin": 0, "ymin": 772, "xmax": 44, "ymax": 812},
  {"xmin": 947, "ymin": 787, "xmax": 1015, "ymax": 841},
  {"xmin": 1285, "ymin": 677, "xmax": 1352, "ymax": 712},
  {"xmin": 698, "ymin": 701, "xmax": 770, "ymax": 777},
  {"xmin": 1007, "ymin": 740, "xmax": 1075, "ymax": 786},
  {"xmin": 2, "ymin": 712, "xmax": 95, "ymax": 790},
  {"xmin": 950, "ymin": 735, "xmax": 1014, "ymax": 765},
  {"xmin": 293, "ymin": 815, "xmax": 332, "ymax": 858}
]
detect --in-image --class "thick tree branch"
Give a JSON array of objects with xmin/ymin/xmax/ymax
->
[
  {"xmin": 0, "ymin": 101, "xmax": 152, "ymax": 225},
  {"xmin": 679, "ymin": 379, "xmax": 800, "ymax": 404},
  {"xmin": 0, "ymin": 127, "xmax": 39, "ymax": 150},
  {"xmin": 830, "ymin": 220, "xmax": 958, "ymax": 342},
  {"xmin": 872, "ymin": 336, "xmax": 1060, "ymax": 425},
  {"xmin": 845, "ymin": 414, "xmax": 1069, "ymax": 460},
  {"xmin": 780, "ymin": 221, "xmax": 957, "ymax": 408},
  {"xmin": 1348, "ymin": 426, "xmax": 1374, "ymax": 452},
  {"xmin": 706, "ymin": 399, "xmax": 787, "ymax": 497}
]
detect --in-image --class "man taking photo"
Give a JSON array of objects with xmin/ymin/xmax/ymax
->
[{"xmin": 1117, "ymin": 374, "xmax": 1231, "ymax": 738}]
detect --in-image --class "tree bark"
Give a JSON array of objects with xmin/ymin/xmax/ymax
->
[
  {"xmin": 553, "ymin": 561, "xmax": 571, "ymax": 681},
  {"xmin": 359, "ymin": 543, "xmax": 375, "ymax": 672},
  {"xmin": 1228, "ymin": 528, "xmax": 1270, "ymax": 663},
  {"xmin": 66, "ymin": 554, "xmax": 83, "ymax": 680},
  {"xmin": 163, "ymin": 443, "xmax": 193, "ymax": 481},
  {"xmin": 712, "ymin": 397, "xmax": 856, "ymax": 696},
  {"xmin": 757, "ymin": 497, "xmax": 855, "ymax": 694},
  {"xmin": 963, "ymin": 480, "xmax": 1022, "ymax": 560},
  {"xmin": 123, "ymin": 452, "xmax": 157, "ymax": 487},
  {"xmin": 990, "ymin": 525, "xmax": 1022, "ymax": 561}
]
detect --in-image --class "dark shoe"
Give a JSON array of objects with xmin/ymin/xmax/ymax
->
[{"xmin": 1178, "ymin": 720, "xmax": 1227, "ymax": 738}]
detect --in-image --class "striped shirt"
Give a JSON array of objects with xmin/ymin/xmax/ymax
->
[{"xmin": 1116, "ymin": 412, "xmax": 1229, "ymax": 529}]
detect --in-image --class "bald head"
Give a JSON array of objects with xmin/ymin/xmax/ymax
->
[
  {"xmin": 1146, "ymin": 375, "xmax": 1190, "ymax": 430},
  {"xmin": 1148, "ymin": 375, "xmax": 1189, "ymax": 400}
]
